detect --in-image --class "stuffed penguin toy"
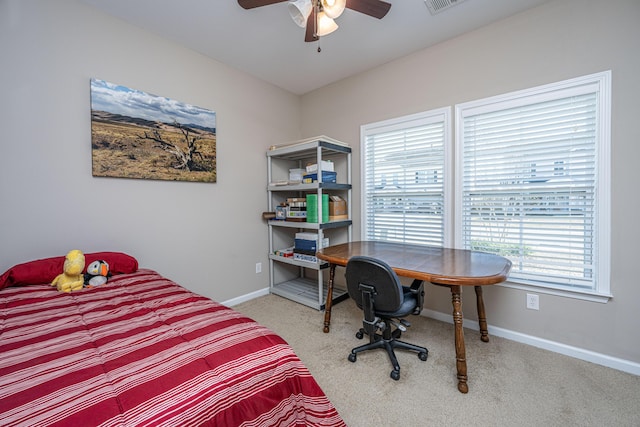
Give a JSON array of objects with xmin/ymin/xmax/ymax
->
[{"xmin": 84, "ymin": 260, "xmax": 111, "ymax": 287}]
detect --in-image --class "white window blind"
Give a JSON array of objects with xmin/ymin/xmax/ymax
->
[
  {"xmin": 456, "ymin": 72, "xmax": 611, "ymax": 294},
  {"xmin": 362, "ymin": 110, "xmax": 449, "ymax": 246}
]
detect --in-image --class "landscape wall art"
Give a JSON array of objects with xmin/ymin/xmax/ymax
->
[{"xmin": 90, "ymin": 78, "xmax": 216, "ymax": 183}]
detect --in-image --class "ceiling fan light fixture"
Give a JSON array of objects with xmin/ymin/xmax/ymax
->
[
  {"xmin": 316, "ymin": 11, "xmax": 338, "ymax": 36},
  {"xmin": 321, "ymin": 0, "xmax": 346, "ymax": 19},
  {"xmin": 288, "ymin": 0, "xmax": 313, "ymax": 28}
]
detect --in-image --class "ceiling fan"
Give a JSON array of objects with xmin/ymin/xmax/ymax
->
[{"xmin": 238, "ymin": 0, "xmax": 392, "ymax": 44}]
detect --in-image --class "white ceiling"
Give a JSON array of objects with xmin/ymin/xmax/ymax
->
[{"xmin": 80, "ymin": 0, "xmax": 550, "ymax": 95}]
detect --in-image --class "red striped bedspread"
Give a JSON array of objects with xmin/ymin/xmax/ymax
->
[{"xmin": 0, "ymin": 269, "xmax": 345, "ymax": 427}]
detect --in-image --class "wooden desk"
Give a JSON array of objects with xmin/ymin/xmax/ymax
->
[{"xmin": 316, "ymin": 241, "xmax": 512, "ymax": 393}]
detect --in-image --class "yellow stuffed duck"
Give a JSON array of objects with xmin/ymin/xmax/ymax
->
[{"xmin": 52, "ymin": 249, "xmax": 85, "ymax": 292}]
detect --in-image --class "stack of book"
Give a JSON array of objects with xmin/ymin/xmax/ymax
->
[{"xmin": 286, "ymin": 197, "xmax": 306, "ymax": 221}]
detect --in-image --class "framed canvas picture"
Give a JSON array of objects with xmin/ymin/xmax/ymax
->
[{"xmin": 90, "ymin": 79, "xmax": 216, "ymax": 183}]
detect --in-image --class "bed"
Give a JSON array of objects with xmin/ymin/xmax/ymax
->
[{"xmin": 0, "ymin": 252, "xmax": 345, "ymax": 427}]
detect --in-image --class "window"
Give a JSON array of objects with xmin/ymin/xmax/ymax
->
[
  {"xmin": 455, "ymin": 71, "xmax": 611, "ymax": 297},
  {"xmin": 361, "ymin": 72, "xmax": 611, "ymax": 299},
  {"xmin": 361, "ymin": 109, "xmax": 451, "ymax": 246}
]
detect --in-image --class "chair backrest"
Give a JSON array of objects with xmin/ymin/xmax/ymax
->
[{"xmin": 345, "ymin": 256, "xmax": 404, "ymax": 313}]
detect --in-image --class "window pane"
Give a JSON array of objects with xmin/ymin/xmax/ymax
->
[
  {"xmin": 363, "ymin": 114, "xmax": 447, "ymax": 246},
  {"xmin": 460, "ymin": 92, "xmax": 598, "ymax": 290}
]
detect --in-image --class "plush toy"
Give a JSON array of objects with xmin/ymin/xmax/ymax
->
[
  {"xmin": 51, "ymin": 249, "xmax": 85, "ymax": 293},
  {"xmin": 84, "ymin": 259, "xmax": 111, "ymax": 287}
]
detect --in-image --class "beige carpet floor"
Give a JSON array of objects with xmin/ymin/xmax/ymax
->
[{"xmin": 234, "ymin": 294, "xmax": 640, "ymax": 427}]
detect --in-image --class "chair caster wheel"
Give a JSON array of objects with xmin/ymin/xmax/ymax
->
[
  {"xmin": 390, "ymin": 370, "xmax": 400, "ymax": 381},
  {"xmin": 348, "ymin": 353, "xmax": 357, "ymax": 363},
  {"xmin": 355, "ymin": 330, "xmax": 364, "ymax": 339},
  {"xmin": 418, "ymin": 351, "xmax": 428, "ymax": 361}
]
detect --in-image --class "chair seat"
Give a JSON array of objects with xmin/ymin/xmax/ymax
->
[{"xmin": 375, "ymin": 288, "xmax": 417, "ymax": 318}]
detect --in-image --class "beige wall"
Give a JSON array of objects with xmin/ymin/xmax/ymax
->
[
  {"xmin": 0, "ymin": 0, "xmax": 301, "ymax": 301},
  {"xmin": 301, "ymin": 0, "xmax": 640, "ymax": 364},
  {"xmin": 1, "ymin": 0, "xmax": 638, "ymax": 370}
]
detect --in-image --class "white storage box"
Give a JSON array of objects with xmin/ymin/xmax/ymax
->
[
  {"xmin": 295, "ymin": 232, "xmax": 318, "ymax": 240},
  {"xmin": 294, "ymin": 232, "xmax": 329, "ymax": 248},
  {"xmin": 305, "ymin": 160, "xmax": 334, "ymax": 173}
]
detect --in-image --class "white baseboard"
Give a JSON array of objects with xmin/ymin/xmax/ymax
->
[
  {"xmin": 221, "ymin": 287, "xmax": 270, "ymax": 307},
  {"xmin": 421, "ymin": 309, "xmax": 640, "ymax": 377}
]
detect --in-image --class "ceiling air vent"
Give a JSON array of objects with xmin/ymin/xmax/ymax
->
[{"xmin": 424, "ymin": 0, "xmax": 467, "ymax": 15}]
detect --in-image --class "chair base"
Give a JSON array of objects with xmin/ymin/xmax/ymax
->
[{"xmin": 348, "ymin": 328, "xmax": 428, "ymax": 380}]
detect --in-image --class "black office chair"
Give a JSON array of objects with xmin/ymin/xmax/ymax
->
[{"xmin": 345, "ymin": 256, "xmax": 428, "ymax": 380}]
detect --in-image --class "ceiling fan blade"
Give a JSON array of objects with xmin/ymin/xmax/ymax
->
[
  {"xmin": 305, "ymin": 6, "xmax": 319, "ymax": 42},
  {"xmin": 345, "ymin": 0, "xmax": 391, "ymax": 19},
  {"xmin": 237, "ymin": 0, "xmax": 287, "ymax": 9}
]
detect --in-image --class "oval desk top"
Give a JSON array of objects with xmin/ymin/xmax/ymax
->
[{"xmin": 317, "ymin": 241, "xmax": 512, "ymax": 286}]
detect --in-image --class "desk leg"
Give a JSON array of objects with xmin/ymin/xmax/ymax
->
[
  {"xmin": 475, "ymin": 286, "xmax": 490, "ymax": 343},
  {"xmin": 450, "ymin": 285, "xmax": 469, "ymax": 393},
  {"xmin": 323, "ymin": 264, "xmax": 336, "ymax": 333}
]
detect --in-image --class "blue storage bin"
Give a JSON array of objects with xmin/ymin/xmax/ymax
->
[{"xmin": 303, "ymin": 171, "xmax": 337, "ymax": 183}]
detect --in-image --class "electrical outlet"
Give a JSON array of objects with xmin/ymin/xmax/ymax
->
[
  {"xmin": 526, "ymin": 293, "xmax": 539, "ymax": 310},
  {"xmin": 255, "ymin": 262, "xmax": 262, "ymax": 274}
]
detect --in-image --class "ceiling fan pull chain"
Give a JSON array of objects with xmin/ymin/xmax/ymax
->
[{"xmin": 314, "ymin": 0, "xmax": 319, "ymax": 37}]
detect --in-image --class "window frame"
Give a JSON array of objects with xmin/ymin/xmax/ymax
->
[
  {"xmin": 360, "ymin": 107, "xmax": 453, "ymax": 247},
  {"xmin": 454, "ymin": 71, "xmax": 611, "ymax": 301},
  {"xmin": 359, "ymin": 72, "xmax": 611, "ymax": 302}
]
